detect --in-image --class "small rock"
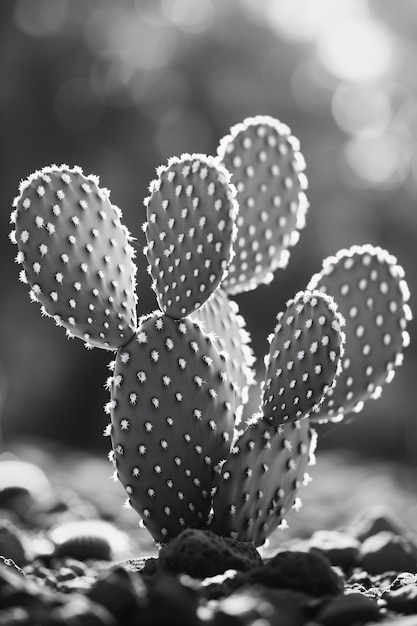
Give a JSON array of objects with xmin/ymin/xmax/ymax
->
[
  {"xmin": 315, "ymin": 591, "xmax": 382, "ymax": 625},
  {"xmin": 117, "ymin": 556, "xmax": 159, "ymax": 580},
  {"xmin": 140, "ymin": 574, "xmax": 200, "ymax": 626},
  {"xmin": 87, "ymin": 565, "xmax": 146, "ymax": 622},
  {"xmin": 248, "ymin": 550, "xmax": 342, "ymax": 595},
  {"xmin": 349, "ymin": 505, "xmax": 405, "ymax": 542},
  {"xmin": 0, "ymin": 458, "xmax": 52, "ymax": 521},
  {"xmin": 212, "ymin": 585, "xmax": 310, "ymax": 626},
  {"xmin": 390, "ymin": 572, "xmax": 417, "ymax": 590},
  {"xmin": 0, "ymin": 607, "xmax": 32, "ymax": 625},
  {"xmin": 159, "ymin": 528, "xmax": 262, "ymax": 579},
  {"xmin": 49, "ymin": 520, "xmax": 129, "ymax": 562},
  {"xmin": 358, "ymin": 531, "xmax": 417, "ymax": 575},
  {"xmin": 383, "ymin": 583, "xmax": 417, "ymax": 615},
  {"xmin": 295, "ymin": 530, "xmax": 360, "ymax": 571},
  {"xmin": 347, "ymin": 568, "xmax": 374, "ymax": 589},
  {"xmin": 0, "ymin": 520, "xmax": 27, "ymax": 567},
  {"xmin": 49, "ymin": 595, "xmax": 116, "ymax": 625}
]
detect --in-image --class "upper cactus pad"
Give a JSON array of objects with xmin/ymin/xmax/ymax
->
[
  {"xmin": 262, "ymin": 290, "xmax": 345, "ymax": 427},
  {"xmin": 108, "ymin": 312, "xmax": 236, "ymax": 543},
  {"xmin": 307, "ymin": 245, "xmax": 412, "ymax": 423},
  {"xmin": 10, "ymin": 165, "xmax": 138, "ymax": 350},
  {"xmin": 217, "ymin": 115, "xmax": 308, "ymax": 294},
  {"xmin": 143, "ymin": 154, "xmax": 238, "ymax": 318}
]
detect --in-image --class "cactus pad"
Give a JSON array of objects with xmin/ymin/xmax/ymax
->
[
  {"xmin": 217, "ymin": 115, "xmax": 308, "ymax": 294},
  {"xmin": 108, "ymin": 312, "xmax": 236, "ymax": 543},
  {"xmin": 307, "ymin": 245, "xmax": 412, "ymax": 423},
  {"xmin": 191, "ymin": 287, "xmax": 256, "ymax": 424},
  {"xmin": 262, "ymin": 290, "xmax": 345, "ymax": 427},
  {"xmin": 143, "ymin": 154, "xmax": 238, "ymax": 318},
  {"xmin": 10, "ymin": 165, "xmax": 137, "ymax": 350},
  {"xmin": 210, "ymin": 418, "xmax": 316, "ymax": 545}
]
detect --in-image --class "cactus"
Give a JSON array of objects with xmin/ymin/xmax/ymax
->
[
  {"xmin": 10, "ymin": 165, "xmax": 137, "ymax": 350},
  {"xmin": 143, "ymin": 154, "xmax": 238, "ymax": 318},
  {"xmin": 10, "ymin": 115, "xmax": 411, "ymax": 548},
  {"xmin": 306, "ymin": 245, "xmax": 412, "ymax": 423},
  {"xmin": 217, "ymin": 115, "xmax": 308, "ymax": 295}
]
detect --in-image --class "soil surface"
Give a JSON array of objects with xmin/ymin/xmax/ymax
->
[{"xmin": 1, "ymin": 442, "xmax": 417, "ymax": 625}]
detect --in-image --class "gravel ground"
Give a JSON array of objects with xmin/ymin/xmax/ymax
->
[{"xmin": 1, "ymin": 441, "xmax": 417, "ymax": 625}]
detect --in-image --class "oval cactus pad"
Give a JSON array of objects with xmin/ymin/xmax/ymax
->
[
  {"xmin": 109, "ymin": 312, "xmax": 236, "ymax": 543},
  {"xmin": 143, "ymin": 154, "xmax": 238, "ymax": 318},
  {"xmin": 262, "ymin": 290, "xmax": 345, "ymax": 427},
  {"xmin": 307, "ymin": 245, "xmax": 412, "ymax": 423},
  {"xmin": 10, "ymin": 165, "xmax": 138, "ymax": 350},
  {"xmin": 191, "ymin": 288, "xmax": 256, "ymax": 425},
  {"xmin": 217, "ymin": 115, "xmax": 309, "ymax": 294},
  {"xmin": 210, "ymin": 418, "xmax": 316, "ymax": 545}
]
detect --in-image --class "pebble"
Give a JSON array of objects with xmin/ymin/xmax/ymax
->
[
  {"xmin": 211, "ymin": 585, "xmax": 311, "ymax": 626},
  {"xmin": 48, "ymin": 595, "xmax": 116, "ymax": 625},
  {"xmin": 358, "ymin": 531, "xmax": 417, "ymax": 575},
  {"xmin": 294, "ymin": 529, "xmax": 360, "ymax": 571},
  {"xmin": 0, "ymin": 457, "xmax": 52, "ymax": 521},
  {"xmin": 314, "ymin": 591, "xmax": 382, "ymax": 625},
  {"xmin": 87, "ymin": 565, "xmax": 146, "ymax": 622},
  {"xmin": 49, "ymin": 519, "xmax": 130, "ymax": 562},
  {"xmin": 0, "ymin": 520, "xmax": 27, "ymax": 567},
  {"xmin": 383, "ymin": 584, "xmax": 417, "ymax": 615},
  {"xmin": 391, "ymin": 572, "xmax": 417, "ymax": 590},
  {"xmin": 159, "ymin": 528, "xmax": 262, "ymax": 579},
  {"xmin": 118, "ymin": 556, "xmax": 159, "ymax": 580},
  {"xmin": 139, "ymin": 573, "xmax": 200, "ymax": 625},
  {"xmin": 349, "ymin": 505, "xmax": 406, "ymax": 542},
  {"xmin": 248, "ymin": 549, "xmax": 342, "ymax": 596}
]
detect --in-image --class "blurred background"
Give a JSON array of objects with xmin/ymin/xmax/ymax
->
[{"xmin": 1, "ymin": 0, "xmax": 417, "ymax": 469}]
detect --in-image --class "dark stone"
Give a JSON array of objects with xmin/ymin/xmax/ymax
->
[
  {"xmin": 315, "ymin": 592, "xmax": 382, "ymax": 625},
  {"xmin": 87, "ymin": 565, "xmax": 146, "ymax": 622},
  {"xmin": 383, "ymin": 583, "xmax": 417, "ymax": 615},
  {"xmin": 295, "ymin": 530, "xmax": 360, "ymax": 571},
  {"xmin": 48, "ymin": 596, "xmax": 116, "ymax": 625},
  {"xmin": 248, "ymin": 550, "xmax": 342, "ymax": 595},
  {"xmin": 0, "ymin": 521, "xmax": 27, "ymax": 568},
  {"xmin": 349, "ymin": 506, "xmax": 405, "ymax": 542},
  {"xmin": 117, "ymin": 556, "xmax": 159, "ymax": 580},
  {"xmin": 212, "ymin": 585, "xmax": 312, "ymax": 626},
  {"xmin": 390, "ymin": 572, "xmax": 417, "ymax": 590},
  {"xmin": 139, "ymin": 574, "xmax": 200, "ymax": 626},
  {"xmin": 158, "ymin": 528, "xmax": 262, "ymax": 579},
  {"xmin": 358, "ymin": 531, "xmax": 417, "ymax": 575}
]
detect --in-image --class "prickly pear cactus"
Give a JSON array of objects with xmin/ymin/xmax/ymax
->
[
  {"xmin": 10, "ymin": 113, "xmax": 412, "ymax": 549},
  {"xmin": 10, "ymin": 165, "xmax": 137, "ymax": 350},
  {"xmin": 143, "ymin": 154, "xmax": 238, "ymax": 318},
  {"xmin": 217, "ymin": 115, "xmax": 308, "ymax": 294},
  {"xmin": 306, "ymin": 245, "xmax": 412, "ymax": 423},
  {"xmin": 107, "ymin": 312, "xmax": 236, "ymax": 543}
]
